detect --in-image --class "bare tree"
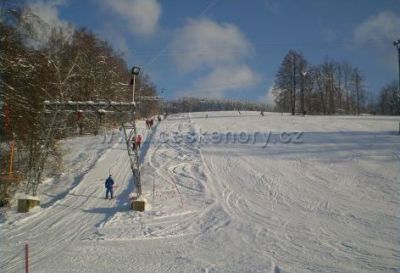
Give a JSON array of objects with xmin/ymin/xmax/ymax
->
[
  {"xmin": 273, "ymin": 50, "xmax": 307, "ymax": 114},
  {"xmin": 350, "ymin": 68, "xmax": 365, "ymax": 115},
  {"xmin": 378, "ymin": 81, "xmax": 400, "ymax": 115},
  {"xmin": 341, "ymin": 61, "xmax": 353, "ymax": 113}
]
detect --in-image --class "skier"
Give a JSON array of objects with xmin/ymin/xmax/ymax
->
[
  {"xmin": 135, "ymin": 134, "xmax": 142, "ymax": 149},
  {"xmin": 132, "ymin": 141, "xmax": 136, "ymax": 151},
  {"xmin": 131, "ymin": 135, "xmax": 136, "ymax": 150},
  {"xmin": 105, "ymin": 174, "xmax": 114, "ymax": 199},
  {"xmin": 145, "ymin": 118, "xmax": 152, "ymax": 129}
]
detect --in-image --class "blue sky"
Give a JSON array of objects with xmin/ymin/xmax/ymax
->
[{"xmin": 27, "ymin": 0, "xmax": 400, "ymax": 102}]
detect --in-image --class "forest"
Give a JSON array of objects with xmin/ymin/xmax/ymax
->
[{"xmin": 271, "ymin": 50, "xmax": 400, "ymax": 116}]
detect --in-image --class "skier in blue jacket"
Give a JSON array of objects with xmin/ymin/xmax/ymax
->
[{"xmin": 105, "ymin": 174, "xmax": 114, "ymax": 199}]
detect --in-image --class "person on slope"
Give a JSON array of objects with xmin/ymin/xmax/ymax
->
[
  {"xmin": 145, "ymin": 118, "xmax": 151, "ymax": 129},
  {"xmin": 135, "ymin": 134, "xmax": 142, "ymax": 149},
  {"xmin": 105, "ymin": 174, "xmax": 114, "ymax": 199},
  {"xmin": 131, "ymin": 136, "xmax": 136, "ymax": 151}
]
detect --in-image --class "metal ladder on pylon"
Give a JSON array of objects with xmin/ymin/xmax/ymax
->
[{"xmin": 120, "ymin": 117, "xmax": 141, "ymax": 197}]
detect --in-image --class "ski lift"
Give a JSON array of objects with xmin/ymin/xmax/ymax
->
[{"xmin": 24, "ymin": 100, "xmax": 145, "ymax": 212}]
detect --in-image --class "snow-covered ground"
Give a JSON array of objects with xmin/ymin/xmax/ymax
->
[{"xmin": 1, "ymin": 112, "xmax": 399, "ymax": 273}]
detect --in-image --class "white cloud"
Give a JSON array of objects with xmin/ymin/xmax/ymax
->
[
  {"xmin": 177, "ymin": 65, "xmax": 261, "ymax": 98},
  {"xmin": 24, "ymin": 0, "xmax": 74, "ymax": 47},
  {"xmin": 102, "ymin": 23, "xmax": 130, "ymax": 57},
  {"xmin": 353, "ymin": 11, "xmax": 400, "ymax": 71},
  {"xmin": 107, "ymin": 32, "xmax": 130, "ymax": 57},
  {"xmin": 171, "ymin": 18, "xmax": 261, "ymax": 99},
  {"xmin": 102, "ymin": 0, "xmax": 161, "ymax": 37},
  {"xmin": 354, "ymin": 11, "xmax": 400, "ymax": 47},
  {"xmin": 263, "ymin": 85, "xmax": 276, "ymax": 106},
  {"xmin": 171, "ymin": 18, "xmax": 252, "ymax": 72}
]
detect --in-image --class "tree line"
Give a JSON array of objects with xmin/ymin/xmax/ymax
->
[
  {"xmin": 166, "ymin": 97, "xmax": 273, "ymax": 113},
  {"xmin": 272, "ymin": 50, "xmax": 400, "ymax": 115}
]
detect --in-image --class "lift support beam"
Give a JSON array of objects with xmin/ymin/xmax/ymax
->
[{"xmin": 44, "ymin": 100, "xmax": 137, "ymax": 112}]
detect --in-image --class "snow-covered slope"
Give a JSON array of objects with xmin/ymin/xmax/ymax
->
[{"xmin": 1, "ymin": 112, "xmax": 399, "ymax": 273}]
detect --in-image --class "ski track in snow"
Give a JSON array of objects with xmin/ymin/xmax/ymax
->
[{"xmin": 1, "ymin": 112, "xmax": 400, "ymax": 273}]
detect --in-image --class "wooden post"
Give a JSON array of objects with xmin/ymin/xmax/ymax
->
[
  {"xmin": 9, "ymin": 140, "xmax": 14, "ymax": 177},
  {"xmin": 25, "ymin": 242, "xmax": 29, "ymax": 273},
  {"xmin": 18, "ymin": 197, "xmax": 40, "ymax": 213}
]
